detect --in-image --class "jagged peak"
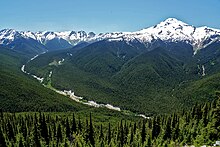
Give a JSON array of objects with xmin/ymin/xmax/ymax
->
[
  {"xmin": 1, "ymin": 18, "xmax": 220, "ymax": 53},
  {"xmin": 0, "ymin": 29, "xmax": 17, "ymax": 33}
]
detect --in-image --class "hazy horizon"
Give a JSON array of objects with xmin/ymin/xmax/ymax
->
[{"xmin": 1, "ymin": 0, "xmax": 220, "ymax": 33}]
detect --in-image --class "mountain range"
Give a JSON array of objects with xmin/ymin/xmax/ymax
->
[
  {"xmin": 1, "ymin": 18, "xmax": 220, "ymax": 55},
  {"xmin": 1, "ymin": 18, "xmax": 220, "ymax": 114}
]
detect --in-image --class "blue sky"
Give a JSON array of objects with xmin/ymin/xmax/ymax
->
[{"xmin": 1, "ymin": 0, "xmax": 220, "ymax": 33}]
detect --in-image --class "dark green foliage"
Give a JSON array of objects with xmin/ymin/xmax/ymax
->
[
  {"xmin": 89, "ymin": 113, "xmax": 95, "ymax": 146},
  {"xmin": 78, "ymin": 118, "xmax": 82, "ymax": 132},
  {"xmin": 1, "ymin": 41, "xmax": 220, "ymax": 146},
  {"xmin": 202, "ymin": 103, "xmax": 209, "ymax": 127},
  {"xmin": 0, "ymin": 47, "xmax": 93, "ymax": 112},
  {"xmin": 163, "ymin": 117, "xmax": 172, "ymax": 140},
  {"xmin": 65, "ymin": 118, "xmax": 70, "ymax": 139},
  {"xmin": 141, "ymin": 120, "xmax": 146, "ymax": 144},
  {"xmin": 20, "ymin": 118, "xmax": 27, "ymax": 139},
  {"xmin": 40, "ymin": 114, "xmax": 49, "ymax": 145},
  {"xmin": 33, "ymin": 121, "xmax": 41, "ymax": 147},
  {"xmin": 0, "ymin": 101, "xmax": 219, "ymax": 147},
  {"xmin": 130, "ymin": 127, "xmax": 134, "ymax": 144},
  {"xmin": 0, "ymin": 127, "xmax": 7, "ymax": 147},
  {"xmin": 133, "ymin": 122, "xmax": 137, "ymax": 134},
  {"xmin": 119, "ymin": 120, "xmax": 125, "ymax": 146},
  {"xmin": 7, "ymin": 121, "xmax": 15, "ymax": 142},
  {"xmin": 152, "ymin": 117, "xmax": 161, "ymax": 139},
  {"xmin": 107, "ymin": 123, "xmax": 111, "ymax": 144},
  {"xmin": 57, "ymin": 124, "xmax": 62, "ymax": 143},
  {"xmin": 99, "ymin": 124, "xmax": 104, "ymax": 140},
  {"xmin": 53, "ymin": 122, "xmax": 56, "ymax": 139},
  {"xmin": 26, "ymin": 41, "xmax": 220, "ymax": 114},
  {"xmin": 71, "ymin": 113, "xmax": 76, "ymax": 133},
  {"xmin": 213, "ymin": 97, "xmax": 220, "ymax": 127},
  {"xmin": 210, "ymin": 97, "xmax": 220, "ymax": 140},
  {"xmin": 0, "ymin": 109, "xmax": 3, "ymax": 119},
  {"xmin": 85, "ymin": 119, "xmax": 89, "ymax": 143}
]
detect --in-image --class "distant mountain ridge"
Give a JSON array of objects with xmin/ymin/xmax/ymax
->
[
  {"xmin": 1, "ymin": 18, "xmax": 220, "ymax": 54},
  {"xmin": 3, "ymin": 18, "xmax": 218, "ymax": 114}
]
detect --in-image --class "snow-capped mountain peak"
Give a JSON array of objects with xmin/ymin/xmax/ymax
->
[
  {"xmin": 160, "ymin": 18, "xmax": 188, "ymax": 26},
  {"xmin": 136, "ymin": 18, "xmax": 195, "ymax": 42},
  {"xmin": 121, "ymin": 18, "xmax": 220, "ymax": 53},
  {"xmin": 0, "ymin": 18, "xmax": 220, "ymax": 54},
  {"xmin": 0, "ymin": 29, "xmax": 22, "ymax": 45}
]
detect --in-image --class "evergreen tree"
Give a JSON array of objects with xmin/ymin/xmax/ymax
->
[
  {"xmin": 53, "ymin": 122, "xmax": 56, "ymax": 139},
  {"xmin": 152, "ymin": 117, "xmax": 160, "ymax": 139},
  {"xmin": 163, "ymin": 117, "xmax": 172, "ymax": 140},
  {"xmin": 34, "ymin": 113, "xmax": 38, "ymax": 125},
  {"xmin": 191, "ymin": 104, "xmax": 197, "ymax": 119},
  {"xmin": 172, "ymin": 120, "xmax": 179, "ymax": 141},
  {"xmin": 210, "ymin": 98, "xmax": 220, "ymax": 140},
  {"xmin": 0, "ymin": 127, "xmax": 7, "ymax": 147},
  {"xmin": 39, "ymin": 112, "xmax": 42, "ymax": 123},
  {"xmin": 213, "ymin": 98, "xmax": 220, "ymax": 127},
  {"xmin": 202, "ymin": 103, "xmax": 209, "ymax": 127},
  {"xmin": 99, "ymin": 124, "xmax": 104, "ymax": 140},
  {"xmin": 133, "ymin": 122, "xmax": 137, "ymax": 134},
  {"xmin": 33, "ymin": 122, "xmax": 41, "ymax": 147},
  {"xmin": 0, "ymin": 109, "xmax": 3, "ymax": 120},
  {"xmin": 71, "ymin": 113, "xmax": 76, "ymax": 133},
  {"xmin": 40, "ymin": 114, "xmax": 49, "ymax": 145},
  {"xmin": 66, "ymin": 118, "xmax": 71, "ymax": 139},
  {"xmin": 211, "ymin": 99, "xmax": 217, "ymax": 111},
  {"xmin": 124, "ymin": 121, "xmax": 129, "ymax": 143},
  {"xmin": 85, "ymin": 119, "xmax": 89, "ymax": 143},
  {"xmin": 20, "ymin": 119, "xmax": 27, "ymax": 139},
  {"xmin": 107, "ymin": 123, "xmax": 111, "ymax": 144},
  {"xmin": 194, "ymin": 105, "xmax": 202, "ymax": 121},
  {"xmin": 171, "ymin": 113, "xmax": 177, "ymax": 129},
  {"xmin": 7, "ymin": 121, "xmax": 15, "ymax": 142},
  {"xmin": 57, "ymin": 124, "xmax": 62, "ymax": 143},
  {"xmin": 89, "ymin": 113, "xmax": 95, "ymax": 146},
  {"xmin": 119, "ymin": 120, "xmax": 124, "ymax": 147},
  {"xmin": 78, "ymin": 118, "xmax": 82, "ymax": 132},
  {"xmin": 48, "ymin": 125, "xmax": 52, "ymax": 141},
  {"xmin": 148, "ymin": 119, "xmax": 152, "ymax": 129},
  {"xmin": 130, "ymin": 128, "xmax": 134, "ymax": 144},
  {"xmin": 1, "ymin": 100, "xmax": 218, "ymax": 147},
  {"xmin": 141, "ymin": 120, "xmax": 146, "ymax": 144}
]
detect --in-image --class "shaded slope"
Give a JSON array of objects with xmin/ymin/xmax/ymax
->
[
  {"xmin": 0, "ymin": 47, "xmax": 89, "ymax": 112},
  {"xmin": 25, "ymin": 41, "xmax": 220, "ymax": 114}
]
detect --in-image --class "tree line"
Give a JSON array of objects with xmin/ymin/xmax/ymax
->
[{"xmin": 0, "ymin": 97, "xmax": 220, "ymax": 146}]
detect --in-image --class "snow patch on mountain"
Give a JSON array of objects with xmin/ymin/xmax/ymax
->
[
  {"xmin": 58, "ymin": 59, "xmax": 65, "ymax": 65},
  {"xmin": 0, "ymin": 29, "xmax": 20, "ymax": 45},
  {"xmin": 104, "ymin": 18, "xmax": 220, "ymax": 54},
  {"xmin": 1, "ymin": 18, "xmax": 220, "ymax": 54},
  {"xmin": 202, "ymin": 65, "xmax": 206, "ymax": 76}
]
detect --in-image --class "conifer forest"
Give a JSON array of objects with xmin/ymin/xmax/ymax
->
[{"xmin": 0, "ymin": 97, "xmax": 220, "ymax": 147}]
